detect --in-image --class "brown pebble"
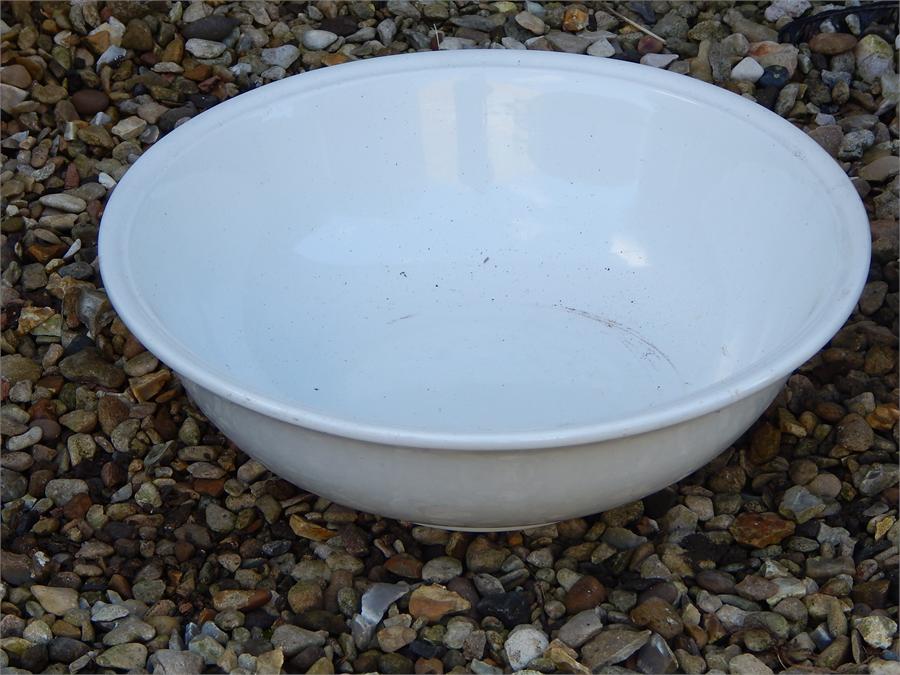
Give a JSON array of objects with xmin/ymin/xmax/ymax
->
[
  {"xmin": 70, "ymin": 89, "xmax": 110, "ymax": 116},
  {"xmin": 808, "ymin": 32, "xmax": 857, "ymax": 55},
  {"xmin": 415, "ymin": 657, "xmax": 444, "ymax": 674},
  {"xmin": 638, "ymin": 35, "xmax": 664, "ymax": 54},
  {"xmin": 194, "ymin": 478, "xmax": 225, "ymax": 496},
  {"xmin": 174, "ymin": 541, "xmax": 195, "ymax": 562},
  {"xmin": 564, "ymin": 575, "xmax": 607, "ymax": 614},
  {"xmin": 98, "ymin": 396, "xmax": 129, "ymax": 435},
  {"xmin": 730, "ymin": 512, "xmax": 795, "ymax": 548},
  {"xmin": 30, "ymin": 418, "xmax": 61, "ymax": 443},
  {"xmin": 384, "ymin": 553, "xmax": 423, "ymax": 579},
  {"xmin": 101, "ymin": 461, "xmax": 127, "ymax": 489},
  {"xmin": 62, "ymin": 493, "xmax": 92, "ymax": 520},
  {"xmin": 1, "ymin": 64, "xmax": 32, "ymax": 89},
  {"xmin": 109, "ymin": 573, "xmax": 132, "ymax": 598}
]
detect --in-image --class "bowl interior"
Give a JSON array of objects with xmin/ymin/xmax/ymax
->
[{"xmin": 103, "ymin": 53, "xmax": 867, "ymax": 438}]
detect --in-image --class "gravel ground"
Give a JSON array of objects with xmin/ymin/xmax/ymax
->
[{"xmin": 1, "ymin": 1, "xmax": 899, "ymax": 674}]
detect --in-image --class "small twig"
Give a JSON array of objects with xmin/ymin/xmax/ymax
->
[
  {"xmin": 601, "ymin": 3, "xmax": 667, "ymax": 44},
  {"xmin": 433, "ymin": 22, "xmax": 442, "ymax": 49}
]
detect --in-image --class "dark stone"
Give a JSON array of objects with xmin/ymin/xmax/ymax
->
[
  {"xmin": 755, "ymin": 85, "xmax": 780, "ymax": 110},
  {"xmin": 410, "ymin": 639, "xmax": 440, "ymax": 659},
  {"xmin": 62, "ymin": 334, "xmax": 95, "ymax": 358},
  {"xmin": 295, "ymin": 610, "xmax": 345, "ymax": 635},
  {"xmin": 758, "ymin": 65, "xmax": 790, "ymax": 88},
  {"xmin": 158, "ymin": 104, "xmax": 197, "ymax": 133},
  {"xmin": 48, "ymin": 637, "xmax": 89, "ymax": 663},
  {"xmin": 0, "ymin": 553, "xmax": 34, "ymax": 586},
  {"xmin": 70, "ymin": 89, "xmax": 110, "ymax": 116},
  {"xmin": 378, "ymin": 652, "xmax": 414, "ymax": 674},
  {"xmin": 20, "ymin": 644, "xmax": 48, "ymax": 672},
  {"xmin": 289, "ymin": 646, "xmax": 325, "ymax": 672},
  {"xmin": 181, "ymin": 15, "xmax": 239, "ymax": 41},
  {"xmin": 240, "ymin": 638, "xmax": 274, "ymax": 657},
  {"xmin": 319, "ymin": 15, "xmax": 360, "ymax": 36},
  {"xmin": 476, "ymin": 591, "xmax": 531, "ymax": 628},
  {"xmin": 695, "ymin": 570, "xmax": 736, "ymax": 594},
  {"xmin": 261, "ymin": 540, "xmax": 291, "ymax": 557},
  {"xmin": 189, "ymin": 93, "xmax": 219, "ymax": 111},
  {"xmin": 243, "ymin": 609, "xmax": 276, "ymax": 629},
  {"xmin": 643, "ymin": 488, "xmax": 678, "ymax": 519},
  {"xmin": 638, "ymin": 582, "xmax": 680, "ymax": 606}
]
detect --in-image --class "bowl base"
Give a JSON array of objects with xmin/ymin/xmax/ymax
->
[{"xmin": 416, "ymin": 521, "xmax": 558, "ymax": 533}]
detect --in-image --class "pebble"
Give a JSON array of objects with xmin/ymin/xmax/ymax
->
[
  {"xmin": 270, "ymin": 625, "xmax": 325, "ymax": 657},
  {"xmin": 409, "ymin": 585, "xmax": 471, "ymax": 623},
  {"xmin": 96, "ymin": 643, "xmax": 148, "ymax": 671},
  {"xmin": 855, "ymin": 34, "xmax": 894, "ymax": 82},
  {"xmin": 809, "ymin": 32, "xmax": 858, "ymax": 55},
  {"xmin": 476, "ymin": 591, "xmax": 531, "ymax": 628},
  {"xmin": 587, "ymin": 38, "xmax": 616, "ymax": 58},
  {"xmin": 558, "ymin": 609, "xmax": 604, "ymax": 647},
  {"xmin": 582, "ymin": 629, "xmax": 651, "ymax": 669},
  {"xmin": 185, "ymin": 38, "xmax": 227, "ymax": 59},
  {"xmin": 515, "ymin": 12, "xmax": 546, "ymax": 35},
  {"xmin": 731, "ymin": 56, "xmax": 764, "ymax": 82},
  {"xmin": 31, "ymin": 585, "xmax": 79, "ymax": 615},
  {"xmin": 504, "ymin": 625, "xmax": 549, "ymax": 670},
  {"xmin": 565, "ymin": 575, "xmax": 607, "ymax": 613},
  {"xmin": 421, "ymin": 556, "xmax": 463, "ymax": 583},
  {"xmin": 182, "ymin": 15, "xmax": 238, "ymax": 42},
  {"xmin": 39, "ymin": 194, "xmax": 86, "ymax": 213},
  {"xmin": 303, "ymin": 30, "xmax": 338, "ymax": 50},
  {"xmin": 729, "ymin": 652, "xmax": 774, "ymax": 674},
  {"xmin": 262, "ymin": 45, "xmax": 301, "ymax": 69},
  {"xmin": 630, "ymin": 598, "xmax": 684, "ymax": 639}
]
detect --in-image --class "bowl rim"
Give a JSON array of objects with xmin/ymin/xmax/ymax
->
[{"xmin": 99, "ymin": 49, "xmax": 871, "ymax": 451}]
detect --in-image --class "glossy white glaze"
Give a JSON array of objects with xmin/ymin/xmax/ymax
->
[{"xmin": 100, "ymin": 51, "xmax": 870, "ymax": 529}]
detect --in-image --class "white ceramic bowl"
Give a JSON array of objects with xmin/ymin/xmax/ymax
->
[{"xmin": 100, "ymin": 51, "xmax": 870, "ymax": 530}]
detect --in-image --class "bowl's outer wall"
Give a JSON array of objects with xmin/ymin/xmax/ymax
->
[{"xmin": 183, "ymin": 375, "xmax": 783, "ymax": 529}]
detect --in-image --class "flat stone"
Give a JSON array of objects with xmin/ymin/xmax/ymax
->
[
  {"xmin": 809, "ymin": 32, "xmax": 857, "ymax": 55},
  {"xmin": 582, "ymin": 629, "xmax": 651, "ymax": 669},
  {"xmin": 39, "ymin": 193, "xmax": 87, "ymax": 213},
  {"xmin": 102, "ymin": 616, "xmax": 155, "ymax": 645},
  {"xmin": 185, "ymin": 38, "xmax": 226, "ymax": 58},
  {"xmin": 182, "ymin": 15, "xmax": 238, "ymax": 41},
  {"xmin": 422, "ymin": 556, "xmax": 463, "ymax": 583},
  {"xmin": 515, "ymin": 11, "xmax": 546, "ymax": 35},
  {"xmin": 409, "ymin": 585, "xmax": 470, "ymax": 623},
  {"xmin": 0, "ymin": 83, "xmax": 28, "ymax": 113},
  {"xmin": 730, "ymin": 512, "xmax": 795, "ymax": 548},
  {"xmin": 270, "ymin": 624, "xmax": 326, "ymax": 657},
  {"xmin": 630, "ymin": 598, "xmax": 683, "ymax": 639},
  {"xmin": 859, "ymin": 156, "xmax": 900, "ymax": 183},
  {"xmin": 546, "ymin": 31, "xmax": 591, "ymax": 54},
  {"xmin": 729, "ymin": 653, "xmax": 774, "ymax": 674},
  {"xmin": 558, "ymin": 609, "xmax": 603, "ymax": 648},
  {"xmin": 96, "ymin": 643, "xmax": 148, "ymax": 671},
  {"xmin": 211, "ymin": 589, "xmax": 270, "ymax": 612},
  {"xmin": 31, "ymin": 586, "xmax": 79, "ymax": 615},
  {"xmin": 262, "ymin": 44, "xmax": 300, "ymax": 68},
  {"xmin": 302, "ymin": 30, "xmax": 338, "ymax": 50},
  {"xmin": 152, "ymin": 649, "xmax": 205, "ymax": 675}
]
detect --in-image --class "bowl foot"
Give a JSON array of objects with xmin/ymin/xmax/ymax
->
[{"xmin": 414, "ymin": 521, "xmax": 559, "ymax": 533}]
